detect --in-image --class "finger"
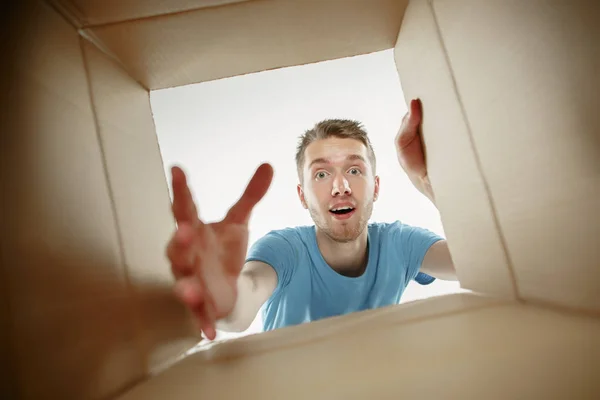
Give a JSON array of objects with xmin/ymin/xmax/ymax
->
[
  {"xmin": 173, "ymin": 276, "xmax": 204, "ymax": 308},
  {"xmin": 186, "ymin": 291, "xmax": 216, "ymax": 340},
  {"xmin": 400, "ymin": 98, "xmax": 422, "ymax": 130},
  {"xmin": 192, "ymin": 308, "xmax": 217, "ymax": 341},
  {"xmin": 193, "ymin": 256, "xmax": 218, "ymax": 339},
  {"xmin": 397, "ymin": 99, "xmax": 423, "ymax": 149},
  {"xmin": 174, "ymin": 260, "xmax": 218, "ymax": 340},
  {"xmin": 199, "ymin": 300, "xmax": 217, "ymax": 341},
  {"xmin": 203, "ymin": 324, "xmax": 217, "ymax": 341},
  {"xmin": 408, "ymin": 98, "xmax": 423, "ymax": 128},
  {"xmin": 166, "ymin": 223, "xmax": 196, "ymax": 278},
  {"xmin": 225, "ymin": 163, "xmax": 274, "ymax": 225},
  {"xmin": 171, "ymin": 166, "xmax": 202, "ymax": 226}
]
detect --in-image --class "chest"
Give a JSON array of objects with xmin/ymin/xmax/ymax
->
[{"xmin": 287, "ymin": 252, "xmax": 407, "ymax": 313}]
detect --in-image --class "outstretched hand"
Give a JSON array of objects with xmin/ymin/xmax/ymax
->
[
  {"xmin": 166, "ymin": 163, "xmax": 274, "ymax": 340},
  {"xmin": 395, "ymin": 98, "xmax": 434, "ymax": 202}
]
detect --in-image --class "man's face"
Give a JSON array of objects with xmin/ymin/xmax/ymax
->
[{"xmin": 297, "ymin": 137, "xmax": 379, "ymax": 242}]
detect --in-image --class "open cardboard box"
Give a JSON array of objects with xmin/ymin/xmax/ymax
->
[{"xmin": 1, "ymin": 0, "xmax": 599, "ymax": 399}]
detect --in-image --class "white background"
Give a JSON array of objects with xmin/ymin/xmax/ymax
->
[{"xmin": 150, "ymin": 49, "xmax": 463, "ymax": 341}]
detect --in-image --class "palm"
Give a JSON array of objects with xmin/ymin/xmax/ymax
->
[
  {"xmin": 168, "ymin": 163, "xmax": 273, "ymax": 340},
  {"xmin": 205, "ymin": 221, "xmax": 250, "ymax": 316}
]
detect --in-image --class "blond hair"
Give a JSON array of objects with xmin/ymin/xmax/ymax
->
[{"xmin": 295, "ymin": 119, "xmax": 376, "ymax": 180}]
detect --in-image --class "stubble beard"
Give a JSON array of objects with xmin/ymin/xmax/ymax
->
[{"xmin": 308, "ymin": 201, "xmax": 373, "ymax": 243}]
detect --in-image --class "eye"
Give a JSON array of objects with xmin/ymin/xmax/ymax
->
[
  {"xmin": 315, "ymin": 171, "xmax": 329, "ymax": 180},
  {"xmin": 348, "ymin": 168, "xmax": 361, "ymax": 175}
]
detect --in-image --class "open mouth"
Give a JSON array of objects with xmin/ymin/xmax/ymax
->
[{"xmin": 329, "ymin": 206, "xmax": 355, "ymax": 216}]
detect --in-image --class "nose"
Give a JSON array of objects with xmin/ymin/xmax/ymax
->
[{"xmin": 331, "ymin": 174, "xmax": 352, "ymax": 197}]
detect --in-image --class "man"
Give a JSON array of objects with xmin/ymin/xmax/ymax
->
[{"xmin": 167, "ymin": 99, "xmax": 456, "ymax": 340}]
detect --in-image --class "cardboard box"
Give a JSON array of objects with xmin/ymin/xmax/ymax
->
[{"xmin": 1, "ymin": 0, "xmax": 598, "ymax": 399}]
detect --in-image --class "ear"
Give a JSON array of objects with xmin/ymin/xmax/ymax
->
[
  {"xmin": 297, "ymin": 184, "xmax": 308, "ymax": 209},
  {"xmin": 373, "ymin": 175, "xmax": 380, "ymax": 202}
]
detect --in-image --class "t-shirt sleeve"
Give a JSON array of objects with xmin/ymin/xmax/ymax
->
[
  {"xmin": 391, "ymin": 221, "xmax": 444, "ymax": 285},
  {"xmin": 245, "ymin": 230, "xmax": 297, "ymax": 295}
]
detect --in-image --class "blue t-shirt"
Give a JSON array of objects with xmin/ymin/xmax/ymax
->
[{"xmin": 246, "ymin": 221, "xmax": 443, "ymax": 332}]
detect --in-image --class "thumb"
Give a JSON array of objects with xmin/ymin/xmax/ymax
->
[{"xmin": 225, "ymin": 163, "xmax": 274, "ymax": 224}]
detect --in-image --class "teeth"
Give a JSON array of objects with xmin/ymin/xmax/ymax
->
[{"xmin": 331, "ymin": 206, "xmax": 353, "ymax": 212}]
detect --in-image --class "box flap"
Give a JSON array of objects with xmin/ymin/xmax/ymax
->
[
  {"xmin": 395, "ymin": 0, "xmax": 600, "ymax": 313},
  {"xmin": 51, "ymin": 0, "xmax": 249, "ymax": 27},
  {"xmin": 82, "ymin": 39, "xmax": 200, "ymax": 371},
  {"xmin": 117, "ymin": 294, "xmax": 600, "ymax": 399},
  {"xmin": 0, "ymin": 1, "xmax": 143, "ymax": 398},
  {"xmin": 81, "ymin": 0, "xmax": 409, "ymax": 89},
  {"xmin": 394, "ymin": 0, "xmax": 517, "ymax": 300},
  {"xmin": 1, "ymin": 1, "xmax": 200, "ymax": 398}
]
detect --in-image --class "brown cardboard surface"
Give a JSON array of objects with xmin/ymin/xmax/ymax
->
[
  {"xmin": 394, "ymin": 0, "xmax": 517, "ymax": 300},
  {"xmin": 81, "ymin": 40, "xmax": 200, "ymax": 374},
  {"xmin": 0, "ymin": 1, "xmax": 144, "ymax": 398},
  {"xmin": 429, "ymin": 0, "xmax": 600, "ymax": 312},
  {"xmin": 396, "ymin": 0, "xmax": 600, "ymax": 313},
  {"xmin": 83, "ymin": 0, "xmax": 408, "ymax": 90},
  {"xmin": 0, "ymin": 249, "xmax": 16, "ymax": 400},
  {"xmin": 196, "ymin": 292, "xmax": 501, "ymax": 361},
  {"xmin": 117, "ymin": 294, "xmax": 600, "ymax": 400},
  {"xmin": 3, "ymin": 0, "xmax": 599, "ymax": 398},
  {"xmin": 1, "ymin": 1, "xmax": 199, "ymax": 398},
  {"xmin": 52, "ymin": 0, "xmax": 249, "ymax": 27}
]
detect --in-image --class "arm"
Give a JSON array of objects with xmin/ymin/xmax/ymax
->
[
  {"xmin": 216, "ymin": 261, "xmax": 277, "ymax": 332},
  {"xmin": 421, "ymin": 240, "xmax": 457, "ymax": 281},
  {"xmin": 396, "ymin": 99, "xmax": 456, "ymax": 281}
]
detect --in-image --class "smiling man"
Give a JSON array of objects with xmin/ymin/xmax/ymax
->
[{"xmin": 167, "ymin": 99, "xmax": 456, "ymax": 340}]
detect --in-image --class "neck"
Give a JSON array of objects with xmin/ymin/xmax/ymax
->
[{"xmin": 315, "ymin": 226, "xmax": 369, "ymax": 277}]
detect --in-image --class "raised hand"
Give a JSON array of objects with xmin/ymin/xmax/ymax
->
[
  {"xmin": 395, "ymin": 98, "xmax": 426, "ymax": 179},
  {"xmin": 166, "ymin": 163, "xmax": 274, "ymax": 340},
  {"xmin": 395, "ymin": 98, "xmax": 435, "ymax": 203}
]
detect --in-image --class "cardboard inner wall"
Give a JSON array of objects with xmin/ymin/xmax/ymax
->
[
  {"xmin": 1, "ymin": 1, "xmax": 198, "ymax": 399},
  {"xmin": 116, "ymin": 293, "xmax": 600, "ymax": 400},
  {"xmin": 394, "ymin": 0, "xmax": 517, "ymax": 300},
  {"xmin": 77, "ymin": 0, "xmax": 409, "ymax": 90},
  {"xmin": 2, "ymin": 0, "xmax": 599, "ymax": 399},
  {"xmin": 51, "ymin": 0, "xmax": 251, "ymax": 27},
  {"xmin": 81, "ymin": 40, "xmax": 199, "ymax": 371},
  {"xmin": 395, "ymin": 0, "xmax": 600, "ymax": 313}
]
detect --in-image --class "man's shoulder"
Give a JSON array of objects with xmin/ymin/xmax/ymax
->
[
  {"xmin": 259, "ymin": 225, "xmax": 314, "ymax": 243},
  {"xmin": 246, "ymin": 225, "xmax": 314, "ymax": 279},
  {"xmin": 367, "ymin": 220, "xmax": 443, "ymax": 252},
  {"xmin": 368, "ymin": 220, "xmax": 442, "ymax": 285},
  {"xmin": 248, "ymin": 225, "xmax": 314, "ymax": 256},
  {"xmin": 368, "ymin": 220, "xmax": 438, "ymax": 236},
  {"xmin": 367, "ymin": 220, "xmax": 404, "ymax": 237}
]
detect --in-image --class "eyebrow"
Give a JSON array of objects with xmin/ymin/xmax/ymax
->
[{"xmin": 308, "ymin": 154, "xmax": 367, "ymax": 169}]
